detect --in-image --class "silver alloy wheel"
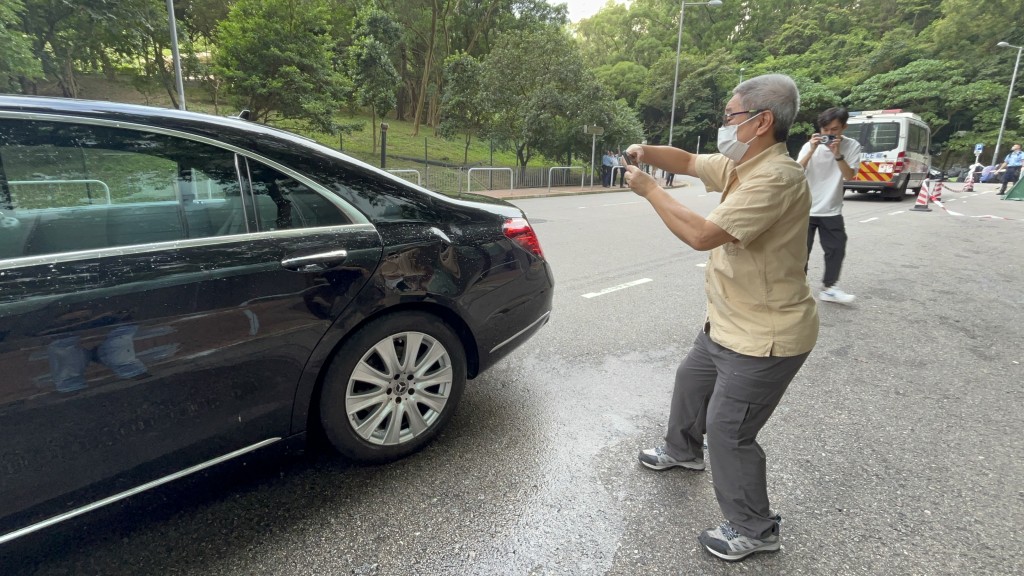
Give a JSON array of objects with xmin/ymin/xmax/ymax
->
[{"xmin": 345, "ymin": 331, "xmax": 454, "ymax": 446}]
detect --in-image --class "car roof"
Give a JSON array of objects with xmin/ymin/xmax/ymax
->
[
  {"xmin": 0, "ymin": 95, "xmax": 525, "ymax": 219},
  {"xmin": 0, "ymin": 95, "xmax": 325, "ymax": 153}
]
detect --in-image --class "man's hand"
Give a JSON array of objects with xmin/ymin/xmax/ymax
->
[
  {"xmin": 626, "ymin": 144, "xmax": 644, "ymax": 164},
  {"xmin": 827, "ymin": 135, "xmax": 843, "ymax": 157},
  {"xmin": 624, "ymin": 165, "xmax": 659, "ymax": 197},
  {"xmin": 811, "ymin": 133, "xmax": 843, "ymax": 156}
]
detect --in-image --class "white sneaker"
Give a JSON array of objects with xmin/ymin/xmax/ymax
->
[{"xmin": 819, "ymin": 286, "xmax": 855, "ymax": 304}]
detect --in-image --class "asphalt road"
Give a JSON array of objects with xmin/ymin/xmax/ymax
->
[{"xmin": 6, "ymin": 180, "xmax": 1023, "ymax": 575}]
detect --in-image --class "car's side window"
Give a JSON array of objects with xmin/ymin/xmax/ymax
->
[
  {"xmin": 243, "ymin": 158, "xmax": 350, "ymax": 231},
  {"xmin": 0, "ymin": 119, "xmax": 244, "ymax": 259}
]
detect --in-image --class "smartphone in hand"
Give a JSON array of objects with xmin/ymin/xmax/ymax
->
[{"xmin": 621, "ymin": 152, "xmax": 637, "ymax": 167}]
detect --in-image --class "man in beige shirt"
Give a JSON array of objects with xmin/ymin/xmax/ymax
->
[{"xmin": 624, "ymin": 74, "xmax": 818, "ymax": 562}]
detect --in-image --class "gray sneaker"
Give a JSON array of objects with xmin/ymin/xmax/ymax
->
[
  {"xmin": 637, "ymin": 446, "xmax": 706, "ymax": 471},
  {"xmin": 698, "ymin": 521, "xmax": 780, "ymax": 561}
]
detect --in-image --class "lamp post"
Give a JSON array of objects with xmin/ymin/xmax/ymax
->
[
  {"xmin": 739, "ymin": 67, "xmax": 745, "ymax": 83},
  {"xmin": 166, "ymin": 0, "xmax": 186, "ymax": 110},
  {"xmin": 993, "ymin": 41, "xmax": 1022, "ymax": 165},
  {"xmin": 668, "ymin": 0, "xmax": 722, "ymax": 147}
]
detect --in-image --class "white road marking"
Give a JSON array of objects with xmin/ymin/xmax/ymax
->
[
  {"xmin": 696, "ymin": 262, "xmax": 707, "ymax": 268},
  {"xmin": 582, "ymin": 278, "xmax": 653, "ymax": 299},
  {"xmin": 859, "ymin": 217, "xmax": 879, "ymax": 223},
  {"xmin": 602, "ymin": 201, "xmax": 642, "ymax": 207},
  {"xmin": 888, "ymin": 210, "xmax": 904, "ymax": 215}
]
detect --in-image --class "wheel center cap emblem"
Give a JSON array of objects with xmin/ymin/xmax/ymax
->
[{"xmin": 396, "ymin": 381, "xmax": 409, "ymax": 394}]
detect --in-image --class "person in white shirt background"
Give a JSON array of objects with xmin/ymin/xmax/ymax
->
[{"xmin": 797, "ymin": 107, "xmax": 862, "ymax": 304}]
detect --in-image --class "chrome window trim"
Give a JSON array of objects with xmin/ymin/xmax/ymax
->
[
  {"xmin": 0, "ymin": 111, "xmax": 370, "ymax": 226},
  {"xmin": 0, "ymin": 223, "xmax": 377, "ymax": 270},
  {"xmin": 0, "ymin": 438, "xmax": 281, "ymax": 545}
]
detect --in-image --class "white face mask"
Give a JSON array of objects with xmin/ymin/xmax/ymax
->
[{"xmin": 717, "ymin": 112, "xmax": 762, "ymax": 162}]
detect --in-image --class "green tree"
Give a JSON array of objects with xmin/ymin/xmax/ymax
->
[
  {"xmin": 0, "ymin": 0, "xmax": 42, "ymax": 91},
  {"xmin": 347, "ymin": 5, "xmax": 402, "ymax": 152},
  {"xmin": 19, "ymin": 0, "xmax": 112, "ymax": 97},
  {"xmin": 846, "ymin": 60, "xmax": 1005, "ymax": 144},
  {"xmin": 482, "ymin": 25, "xmax": 612, "ymax": 167},
  {"xmin": 594, "ymin": 61, "xmax": 649, "ymax": 108},
  {"xmin": 439, "ymin": 52, "xmax": 486, "ymax": 164},
  {"xmin": 214, "ymin": 0, "xmax": 349, "ymax": 130}
]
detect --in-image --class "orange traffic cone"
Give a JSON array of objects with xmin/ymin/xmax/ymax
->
[{"xmin": 911, "ymin": 179, "xmax": 933, "ymax": 212}]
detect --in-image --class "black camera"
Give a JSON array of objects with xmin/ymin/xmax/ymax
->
[{"xmin": 818, "ymin": 134, "xmax": 837, "ymax": 145}]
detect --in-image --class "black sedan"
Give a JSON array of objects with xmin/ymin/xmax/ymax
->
[{"xmin": 0, "ymin": 96, "xmax": 553, "ymax": 544}]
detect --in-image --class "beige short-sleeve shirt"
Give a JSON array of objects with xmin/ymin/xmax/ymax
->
[{"xmin": 695, "ymin": 143, "xmax": 819, "ymax": 357}]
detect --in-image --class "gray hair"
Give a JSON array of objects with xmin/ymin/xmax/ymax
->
[{"xmin": 733, "ymin": 74, "xmax": 800, "ymax": 142}]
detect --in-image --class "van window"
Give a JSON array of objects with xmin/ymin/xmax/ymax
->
[
  {"xmin": 859, "ymin": 121, "xmax": 901, "ymax": 154},
  {"xmin": 907, "ymin": 123, "xmax": 929, "ymax": 155}
]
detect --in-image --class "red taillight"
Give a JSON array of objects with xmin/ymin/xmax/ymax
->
[
  {"xmin": 503, "ymin": 217, "xmax": 545, "ymax": 259},
  {"xmin": 893, "ymin": 151, "xmax": 906, "ymax": 174}
]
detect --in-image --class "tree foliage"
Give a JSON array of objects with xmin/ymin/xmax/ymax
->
[
  {"xmin": 215, "ymin": 0, "xmax": 349, "ymax": 131},
  {"xmin": 0, "ymin": 0, "xmax": 41, "ymax": 90},
  {"xmin": 2, "ymin": 0, "xmax": 1023, "ymax": 168},
  {"xmin": 480, "ymin": 25, "xmax": 632, "ymax": 167},
  {"xmin": 346, "ymin": 5, "xmax": 402, "ymax": 152},
  {"xmin": 439, "ymin": 52, "xmax": 486, "ymax": 163}
]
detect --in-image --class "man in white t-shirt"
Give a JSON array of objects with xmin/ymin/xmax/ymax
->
[{"xmin": 797, "ymin": 107, "xmax": 862, "ymax": 304}]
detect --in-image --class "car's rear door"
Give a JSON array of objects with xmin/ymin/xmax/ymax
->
[{"xmin": 0, "ymin": 116, "xmax": 381, "ymax": 538}]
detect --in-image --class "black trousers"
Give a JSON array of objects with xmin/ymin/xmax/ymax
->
[
  {"xmin": 1000, "ymin": 166, "xmax": 1021, "ymax": 193},
  {"xmin": 806, "ymin": 215, "xmax": 847, "ymax": 288}
]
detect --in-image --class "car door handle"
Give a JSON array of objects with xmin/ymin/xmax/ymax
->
[{"xmin": 280, "ymin": 249, "xmax": 348, "ymax": 272}]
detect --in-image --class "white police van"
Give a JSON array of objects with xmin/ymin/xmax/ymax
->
[{"xmin": 843, "ymin": 109, "xmax": 931, "ymax": 200}]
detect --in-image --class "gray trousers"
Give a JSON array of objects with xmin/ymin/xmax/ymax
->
[{"xmin": 664, "ymin": 330, "xmax": 810, "ymax": 539}]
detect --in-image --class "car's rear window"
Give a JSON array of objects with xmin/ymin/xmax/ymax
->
[{"xmin": 258, "ymin": 147, "xmax": 439, "ymax": 224}]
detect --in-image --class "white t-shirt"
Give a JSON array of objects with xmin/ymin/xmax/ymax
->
[{"xmin": 798, "ymin": 137, "xmax": 862, "ymax": 217}]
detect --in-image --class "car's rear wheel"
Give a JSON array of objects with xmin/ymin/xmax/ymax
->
[{"xmin": 319, "ymin": 312, "xmax": 467, "ymax": 463}]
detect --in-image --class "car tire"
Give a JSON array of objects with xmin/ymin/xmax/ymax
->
[{"xmin": 319, "ymin": 312, "xmax": 467, "ymax": 463}]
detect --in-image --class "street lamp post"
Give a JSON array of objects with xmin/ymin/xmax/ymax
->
[
  {"xmin": 993, "ymin": 41, "xmax": 1023, "ymax": 165},
  {"xmin": 668, "ymin": 0, "xmax": 722, "ymax": 148},
  {"xmin": 739, "ymin": 67, "xmax": 745, "ymax": 83},
  {"xmin": 166, "ymin": 0, "xmax": 186, "ymax": 110}
]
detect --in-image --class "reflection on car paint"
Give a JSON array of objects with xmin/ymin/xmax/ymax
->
[{"xmin": 34, "ymin": 324, "xmax": 182, "ymax": 392}]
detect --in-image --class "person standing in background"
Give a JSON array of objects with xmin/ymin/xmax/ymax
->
[
  {"xmin": 601, "ymin": 150, "xmax": 614, "ymax": 187},
  {"xmin": 797, "ymin": 107, "xmax": 862, "ymax": 304},
  {"xmin": 997, "ymin": 143, "xmax": 1022, "ymax": 195}
]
